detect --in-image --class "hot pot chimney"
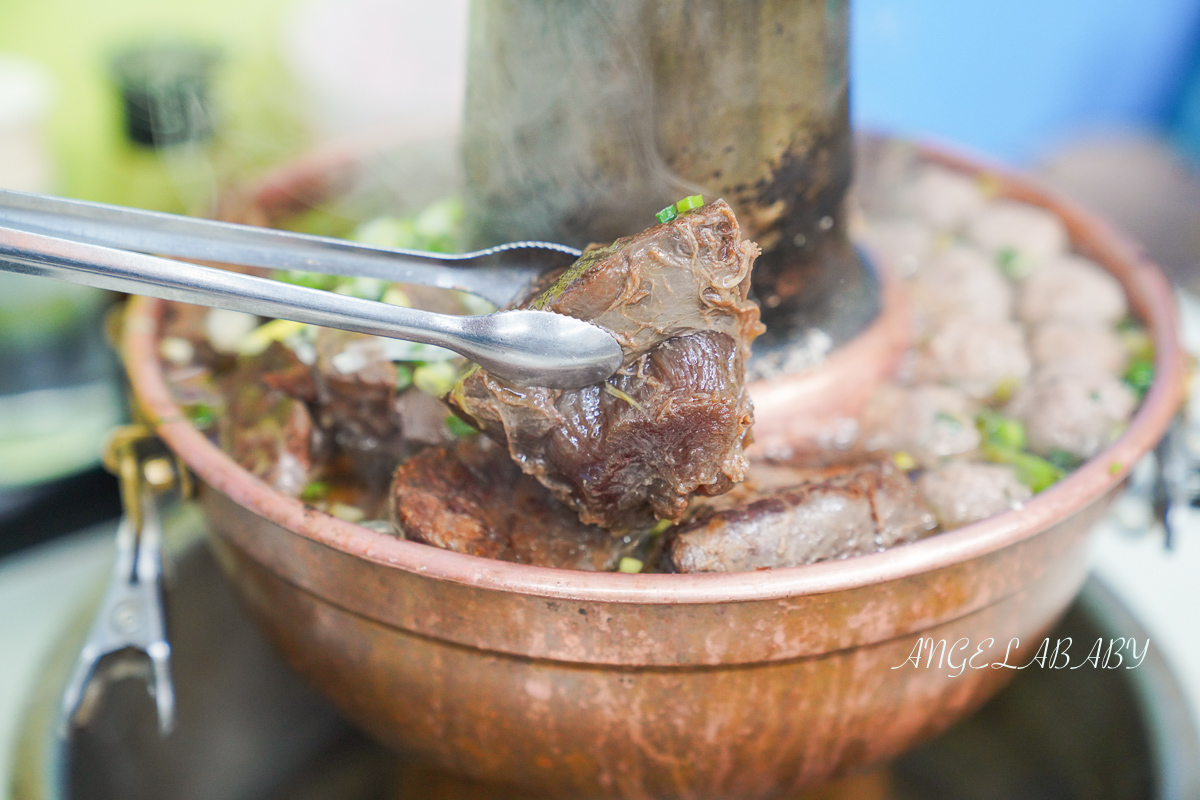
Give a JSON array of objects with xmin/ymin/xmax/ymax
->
[{"xmin": 461, "ymin": 0, "xmax": 876, "ymax": 355}]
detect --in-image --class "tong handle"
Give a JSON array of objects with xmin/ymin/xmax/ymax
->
[
  {"xmin": 0, "ymin": 225, "xmax": 622, "ymax": 389},
  {"xmin": 0, "ymin": 187, "xmax": 576, "ymax": 307}
]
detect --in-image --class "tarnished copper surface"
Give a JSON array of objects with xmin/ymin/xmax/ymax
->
[{"xmin": 122, "ymin": 146, "xmax": 1185, "ymax": 799}]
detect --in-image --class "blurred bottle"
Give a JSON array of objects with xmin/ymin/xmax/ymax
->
[
  {"xmin": 0, "ymin": 55, "xmax": 122, "ymax": 499},
  {"xmin": 108, "ymin": 41, "xmax": 221, "ymax": 216}
]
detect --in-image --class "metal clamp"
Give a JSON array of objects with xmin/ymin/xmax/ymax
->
[
  {"xmin": 59, "ymin": 425, "xmax": 187, "ymax": 736},
  {"xmin": 1116, "ymin": 414, "xmax": 1200, "ymax": 548}
]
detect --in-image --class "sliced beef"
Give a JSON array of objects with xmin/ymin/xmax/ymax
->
[
  {"xmin": 390, "ymin": 436, "xmax": 637, "ymax": 571},
  {"xmin": 664, "ymin": 459, "xmax": 935, "ymax": 573},
  {"xmin": 219, "ymin": 360, "xmax": 315, "ymax": 498},
  {"xmin": 449, "ymin": 200, "xmax": 764, "ymax": 530},
  {"xmin": 313, "ymin": 329, "xmax": 400, "ymax": 444}
]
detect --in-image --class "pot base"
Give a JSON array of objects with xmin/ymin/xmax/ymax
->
[{"xmin": 18, "ymin": 531, "xmax": 1194, "ymax": 800}]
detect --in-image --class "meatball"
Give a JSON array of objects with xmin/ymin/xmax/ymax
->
[
  {"xmin": 1029, "ymin": 320, "xmax": 1128, "ymax": 375},
  {"xmin": 1006, "ymin": 364, "xmax": 1136, "ymax": 458},
  {"xmin": 1017, "ymin": 255, "xmax": 1127, "ymax": 326},
  {"xmin": 967, "ymin": 199, "xmax": 1069, "ymax": 269},
  {"xmin": 860, "ymin": 384, "xmax": 981, "ymax": 466},
  {"xmin": 858, "ymin": 218, "xmax": 933, "ymax": 278},
  {"xmin": 918, "ymin": 461, "xmax": 1031, "ymax": 529},
  {"xmin": 918, "ymin": 315, "xmax": 1031, "ymax": 400},
  {"xmin": 908, "ymin": 245, "xmax": 1014, "ymax": 335},
  {"xmin": 905, "ymin": 165, "xmax": 987, "ymax": 230}
]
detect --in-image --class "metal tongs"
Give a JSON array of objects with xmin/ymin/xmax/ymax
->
[
  {"xmin": 60, "ymin": 426, "xmax": 186, "ymax": 736},
  {"xmin": 0, "ymin": 189, "xmax": 621, "ymax": 389}
]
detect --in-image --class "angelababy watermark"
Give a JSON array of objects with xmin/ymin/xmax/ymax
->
[{"xmin": 891, "ymin": 637, "xmax": 1149, "ymax": 678}]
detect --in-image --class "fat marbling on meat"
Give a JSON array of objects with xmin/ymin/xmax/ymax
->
[{"xmin": 449, "ymin": 200, "xmax": 765, "ymax": 531}]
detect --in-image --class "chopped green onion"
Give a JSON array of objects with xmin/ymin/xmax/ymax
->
[
  {"xmin": 1120, "ymin": 328, "xmax": 1154, "ymax": 363},
  {"xmin": 977, "ymin": 409, "xmax": 1026, "ymax": 451},
  {"xmin": 604, "ymin": 383, "xmax": 647, "ymax": 414},
  {"xmin": 394, "ymin": 364, "xmax": 413, "ymax": 391},
  {"xmin": 618, "ymin": 557, "xmax": 644, "ymax": 574},
  {"xmin": 445, "ymin": 414, "xmax": 477, "ymax": 437},
  {"xmin": 981, "ymin": 445, "xmax": 1064, "ymax": 493},
  {"xmin": 1046, "ymin": 448, "xmax": 1082, "ymax": 472},
  {"xmin": 1109, "ymin": 460, "xmax": 1124, "ymax": 476},
  {"xmin": 381, "ymin": 286, "xmax": 411, "ymax": 307},
  {"xmin": 300, "ymin": 481, "xmax": 330, "ymax": 503},
  {"xmin": 990, "ymin": 375, "xmax": 1021, "ymax": 404},
  {"xmin": 995, "ymin": 247, "xmax": 1022, "ymax": 279},
  {"xmin": 328, "ymin": 502, "xmax": 366, "ymax": 523},
  {"xmin": 413, "ymin": 198, "xmax": 465, "ymax": 253},
  {"xmin": 352, "ymin": 197, "xmax": 464, "ymax": 254},
  {"xmin": 649, "ymin": 518, "xmax": 673, "ymax": 536},
  {"xmin": 656, "ymin": 204, "xmax": 678, "ymax": 224},
  {"xmin": 1123, "ymin": 357, "xmax": 1154, "ymax": 398},
  {"xmin": 933, "ymin": 410, "xmax": 962, "ymax": 433},
  {"xmin": 238, "ymin": 318, "xmax": 308, "ymax": 357},
  {"xmin": 183, "ymin": 402, "xmax": 216, "ymax": 430},
  {"xmin": 353, "ymin": 216, "xmax": 420, "ymax": 249},
  {"xmin": 333, "ymin": 277, "xmax": 386, "ymax": 301},
  {"xmin": 892, "ymin": 451, "xmax": 917, "ymax": 471},
  {"xmin": 272, "ymin": 270, "xmax": 340, "ymax": 291},
  {"xmin": 413, "ymin": 361, "xmax": 459, "ymax": 397},
  {"xmin": 457, "ymin": 290, "xmax": 498, "ymax": 316},
  {"xmin": 675, "ymin": 195, "xmax": 704, "ymax": 213}
]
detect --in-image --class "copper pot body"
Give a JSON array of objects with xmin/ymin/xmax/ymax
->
[{"xmin": 123, "ymin": 145, "xmax": 1185, "ymax": 799}]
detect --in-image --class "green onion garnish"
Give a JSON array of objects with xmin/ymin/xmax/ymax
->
[
  {"xmin": 1046, "ymin": 448, "xmax": 1082, "ymax": 472},
  {"xmin": 675, "ymin": 195, "xmax": 704, "ymax": 213},
  {"xmin": 272, "ymin": 270, "xmax": 340, "ymax": 291},
  {"xmin": 445, "ymin": 414, "xmax": 477, "ymax": 437},
  {"xmin": 981, "ymin": 445, "xmax": 1064, "ymax": 493},
  {"xmin": 395, "ymin": 364, "xmax": 413, "ymax": 392},
  {"xmin": 604, "ymin": 383, "xmax": 647, "ymax": 414},
  {"xmin": 995, "ymin": 247, "xmax": 1022, "ymax": 279},
  {"xmin": 184, "ymin": 402, "xmax": 216, "ymax": 430},
  {"xmin": 649, "ymin": 518, "xmax": 673, "ymax": 536},
  {"xmin": 413, "ymin": 361, "xmax": 459, "ymax": 397},
  {"xmin": 977, "ymin": 409, "xmax": 1026, "ymax": 451},
  {"xmin": 618, "ymin": 557, "xmax": 644, "ymax": 574},
  {"xmin": 300, "ymin": 481, "xmax": 330, "ymax": 503},
  {"xmin": 656, "ymin": 205, "xmax": 678, "ymax": 224},
  {"xmin": 933, "ymin": 410, "xmax": 962, "ymax": 433},
  {"xmin": 1123, "ymin": 357, "xmax": 1154, "ymax": 398}
]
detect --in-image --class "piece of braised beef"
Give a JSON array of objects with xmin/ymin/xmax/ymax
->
[
  {"xmin": 390, "ymin": 435, "xmax": 638, "ymax": 570},
  {"xmin": 449, "ymin": 200, "xmax": 764, "ymax": 530},
  {"xmin": 664, "ymin": 459, "xmax": 936, "ymax": 573},
  {"xmin": 219, "ymin": 356, "xmax": 316, "ymax": 498}
]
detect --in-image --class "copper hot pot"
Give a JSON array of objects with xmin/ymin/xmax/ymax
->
[{"xmin": 121, "ymin": 143, "xmax": 1185, "ymax": 799}]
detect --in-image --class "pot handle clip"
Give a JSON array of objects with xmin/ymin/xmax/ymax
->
[{"xmin": 58, "ymin": 424, "xmax": 188, "ymax": 737}]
